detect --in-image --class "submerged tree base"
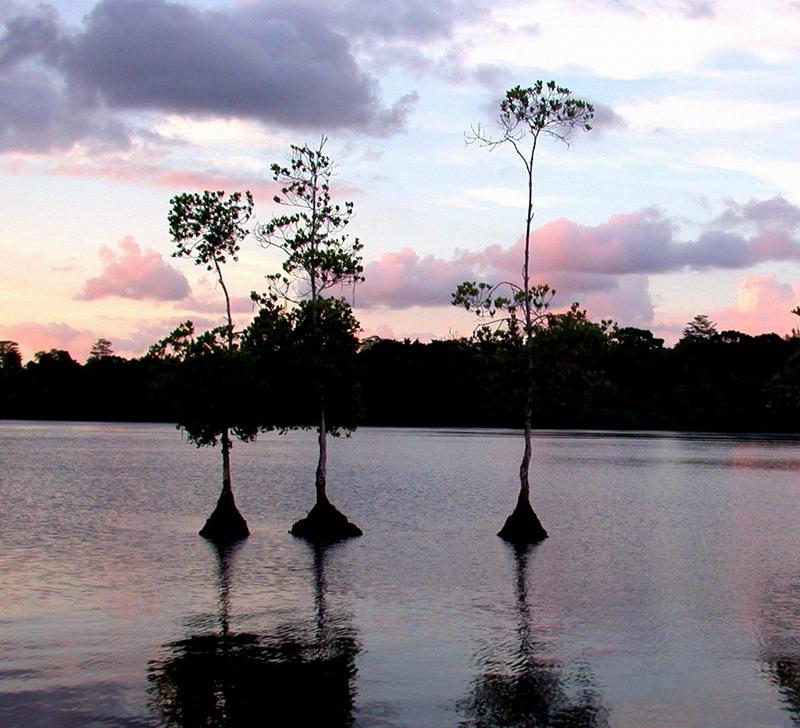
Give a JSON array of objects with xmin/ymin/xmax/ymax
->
[
  {"xmin": 497, "ymin": 496, "xmax": 548, "ymax": 544},
  {"xmin": 290, "ymin": 500, "xmax": 362, "ymax": 543},
  {"xmin": 199, "ymin": 488, "xmax": 250, "ymax": 543}
]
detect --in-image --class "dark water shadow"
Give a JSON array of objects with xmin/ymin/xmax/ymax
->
[
  {"xmin": 458, "ymin": 543, "xmax": 609, "ymax": 727},
  {"xmin": 147, "ymin": 541, "xmax": 359, "ymax": 727},
  {"xmin": 760, "ymin": 573, "xmax": 800, "ymax": 725}
]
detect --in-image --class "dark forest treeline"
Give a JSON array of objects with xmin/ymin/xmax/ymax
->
[{"xmin": 2, "ymin": 323, "xmax": 800, "ymax": 432}]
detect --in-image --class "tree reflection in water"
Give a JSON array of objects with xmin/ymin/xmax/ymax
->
[
  {"xmin": 459, "ymin": 544, "xmax": 608, "ymax": 727},
  {"xmin": 761, "ymin": 573, "xmax": 800, "ymax": 725},
  {"xmin": 147, "ymin": 542, "xmax": 359, "ymax": 727}
]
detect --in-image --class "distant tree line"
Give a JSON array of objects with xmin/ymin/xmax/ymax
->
[{"xmin": 2, "ymin": 316, "xmax": 800, "ymax": 433}]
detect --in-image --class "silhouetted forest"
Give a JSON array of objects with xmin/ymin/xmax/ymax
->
[{"xmin": 2, "ymin": 317, "xmax": 799, "ymax": 432}]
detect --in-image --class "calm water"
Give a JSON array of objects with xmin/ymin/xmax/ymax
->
[{"xmin": 2, "ymin": 422, "xmax": 800, "ymax": 727}]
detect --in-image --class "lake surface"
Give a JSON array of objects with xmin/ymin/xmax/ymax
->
[{"xmin": 2, "ymin": 422, "xmax": 800, "ymax": 726}]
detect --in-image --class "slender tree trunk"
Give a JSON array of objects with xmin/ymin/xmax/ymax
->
[
  {"xmin": 496, "ymin": 133, "xmax": 547, "ymax": 542},
  {"xmin": 518, "ymin": 135, "xmax": 538, "ymax": 507},
  {"xmin": 221, "ymin": 426, "xmax": 233, "ymax": 497},
  {"xmin": 315, "ymin": 406, "xmax": 328, "ymax": 505},
  {"xmin": 213, "ymin": 258, "xmax": 234, "ymax": 349},
  {"xmin": 518, "ymin": 410, "xmax": 532, "ymax": 503}
]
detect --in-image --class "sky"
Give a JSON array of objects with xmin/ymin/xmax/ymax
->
[{"xmin": 2, "ymin": 0, "xmax": 800, "ymax": 361}]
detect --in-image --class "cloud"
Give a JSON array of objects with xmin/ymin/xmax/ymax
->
[
  {"xmin": 178, "ymin": 294, "xmax": 254, "ymax": 315},
  {"xmin": 357, "ymin": 243, "xmax": 654, "ymax": 324},
  {"xmin": 331, "ymin": 0, "xmax": 504, "ymax": 86},
  {"xmin": 0, "ymin": 66, "xmax": 130, "ymax": 152},
  {"xmin": 76, "ymin": 236, "xmax": 190, "ymax": 301},
  {"xmin": 315, "ymin": 0, "xmax": 472, "ymax": 43},
  {"xmin": 357, "ymin": 197, "xmax": 800, "ymax": 330},
  {"xmin": 618, "ymin": 94, "xmax": 800, "ymax": 135},
  {"xmin": 49, "ymin": 159, "xmax": 283, "ymax": 201},
  {"xmin": 0, "ymin": 321, "xmax": 97, "ymax": 361},
  {"xmin": 107, "ymin": 315, "xmax": 220, "ymax": 356},
  {"xmin": 715, "ymin": 196, "xmax": 800, "ymax": 232},
  {"xmin": 359, "ymin": 247, "xmax": 476, "ymax": 308},
  {"xmin": 433, "ymin": 186, "xmax": 546, "ymax": 210},
  {"xmin": 713, "ymin": 274, "xmax": 799, "ymax": 334},
  {"xmin": 578, "ymin": 274, "xmax": 654, "ymax": 325},
  {"xmin": 655, "ymin": 274, "xmax": 800, "ymax": 343},
  {"xmin": 599, "ymin": 0, "xmax": 715, "ymax": 19},
  {"xmin": 508, "ymin": 201, "xmax": 800, "ymax": 275},
  {"xmin": 0, "ymin": 0, "xmax": 419, "ymax": 153},
  {"xmin": 589, "ymin": 102, "xmax": 627, "ymax": 132},
  {"xmin": 0, "ymin": 314, "xmax": 228, "ymax": 361},
  {"xmin": 69, "ymin": 0, "xmax": 418, "ymax": 132}
]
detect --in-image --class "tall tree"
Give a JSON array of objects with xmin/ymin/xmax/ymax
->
[
  {"xmin": 0, "ymin": 340, "xmax": 23, "ymax": 419},
  {"xmin": 167, "ymin": 190, "xmax": 254, "ymax": 542},
  {"xmin": 87, "ymin": 337, "xmax": 115, "ymax": 362},
  {"xmin": 255, "ymin": 137, "xmax": 363, "ymax": 542},
  {"xmin": 680, "ymin": 314, "xmax": 719, "ymax": 342},
  {"xmin": 453, "ymin": 82, "xmax": 593, "ymax": 543}
]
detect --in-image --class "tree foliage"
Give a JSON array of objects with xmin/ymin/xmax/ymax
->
[
  {"xmin": 0, "ymin": 340, "xmax": 22, "ymax": 371},
  {"xmin": 3, "ymin": 322, "xmax": 800, "ymax": 432},
  {"xmin": 169, "ymin": 190, "xmax": 254, "ymax": 272},
  {"xmin": 147, "ymin": 322, "xmax": 260, "ymax": 447},
  {"xmin": 87, "ymin": 338, "xmax": 115, "ymax": 362},
  {"xmin": 169, "ymin": 190, "xmax": 254, "ymax": 343},
  {"xmin": 680, "ymin": 314, "xmax": 719, "ymax": 343},
  {"xmin": 455, "ymin": 81, "xmax": 594, "ymax": 343},
  {"xmin": 255, "ymin": 137, "xmax": 363, "ymax": 304}
]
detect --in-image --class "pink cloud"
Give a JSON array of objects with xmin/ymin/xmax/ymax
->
[
  {"xmin": 713, "ymin": 275, "xmax": 799, "ymax": 335},
  {"xmin": 50, "ymin": 160, "xmax": 282, "ymax": 203},
  {"xmin": 373, "ymin": 324, "xmax": 396, "ymax": 339},
  {"xmin": 357, "ymin": 243, "xmax": 655, "ymax": 324},
  {"xmin": 357, "ymin": 198, "xmax": 800, "ymax": 331},
  {"xmin": 458, "ymin": 199, "xmax": 800, "ymax": 277},
  {"xmin": 577, "ymin": 274, "xmax": 654, "ymax": 326},
  {"xmin": 108, "ymin": 315, "xmax": 219, "ymax": 356},
  {"xmin": 359, "ymin": 247, "xmax": 475, "ymax": 309},
  {"xmin": 178, "ymin": 293, "xmax": 254, "ymax": 314},
  {"xmin": 0, "ymin": 322, "xmax": 97, "ymax": 362},
  {"xmin": 0, "ymin": 314, "xmax": 229, "ymax": 362},
  {"xmin": 653, "ymin": 275, "xmax": 800, "ymax": 345},
  {"xmin": 48, "ymin": 159, "xmax": 360, "ymax": 203},
  {"xmin": 76, "ymin": 236, "xmax": 190, "ymax": 301}
]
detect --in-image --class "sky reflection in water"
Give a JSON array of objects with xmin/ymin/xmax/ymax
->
[{"xmin": 1, "ymin": 422, "xmax": 800, "ymax": 726}]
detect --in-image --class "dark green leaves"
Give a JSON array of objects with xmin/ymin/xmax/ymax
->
[
  {"xmin": 255, "ymin": 137, "xmax": 363, "ymax": 300},
  {"xmin": 499, "ymin": 82, "xmax": 594, "ymax": 139},
  {"xmin": 169, "ymin": 190, "xmax": 254, "ymax": 270}
]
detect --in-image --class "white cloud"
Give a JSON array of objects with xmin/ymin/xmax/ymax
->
[
  {"xmin": 694, "ymin": 150, "xmax": 800, "ymax": 202},
  {"xmin": 459, "ymin": 0, "xmax": 800, "ymax": 79},
  {"xmin": 433, "ymin": 186, "xmax": 564, "ymax": 209},
  {"xmin": 617, "ymin": 95, "xmax": 800, "ymax": 134}
]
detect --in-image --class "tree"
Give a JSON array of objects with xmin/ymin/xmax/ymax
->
[
  {"xmin": 453, "ymin": 82, "xmax": 593, "ymax": 543},
  {"xmin": 530, "ymin": 305, "xmax": 615, "ymax": 427},
  {"xmin": 681, "ymin": 314, "xmax": 719, "ymax": 342},
  {"xmin": 87, "ymin": 337, "xmax": 115, "ymax": 362},
  {"xmin": 167, "ymin": 189, "xmax": 255, "ymax": 543},
  {"xmin": 0, "ymin": 340, "xmax": 22, "ymax": 371},
  {"xmin": 255, "ymin": 137, "xmax": 363, "ymax": 542},
  {"xmin": 0, "ymin": 340, "xmax": 23, "ymax": 419},
  {"xmin": 169, "ymin": 190, "xmax": 254, "ymax": 347}
]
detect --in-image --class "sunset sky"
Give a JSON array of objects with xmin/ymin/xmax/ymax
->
[{"xmin": 2, "ymin": 0, "xmax": 800, "ymax": 360}]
